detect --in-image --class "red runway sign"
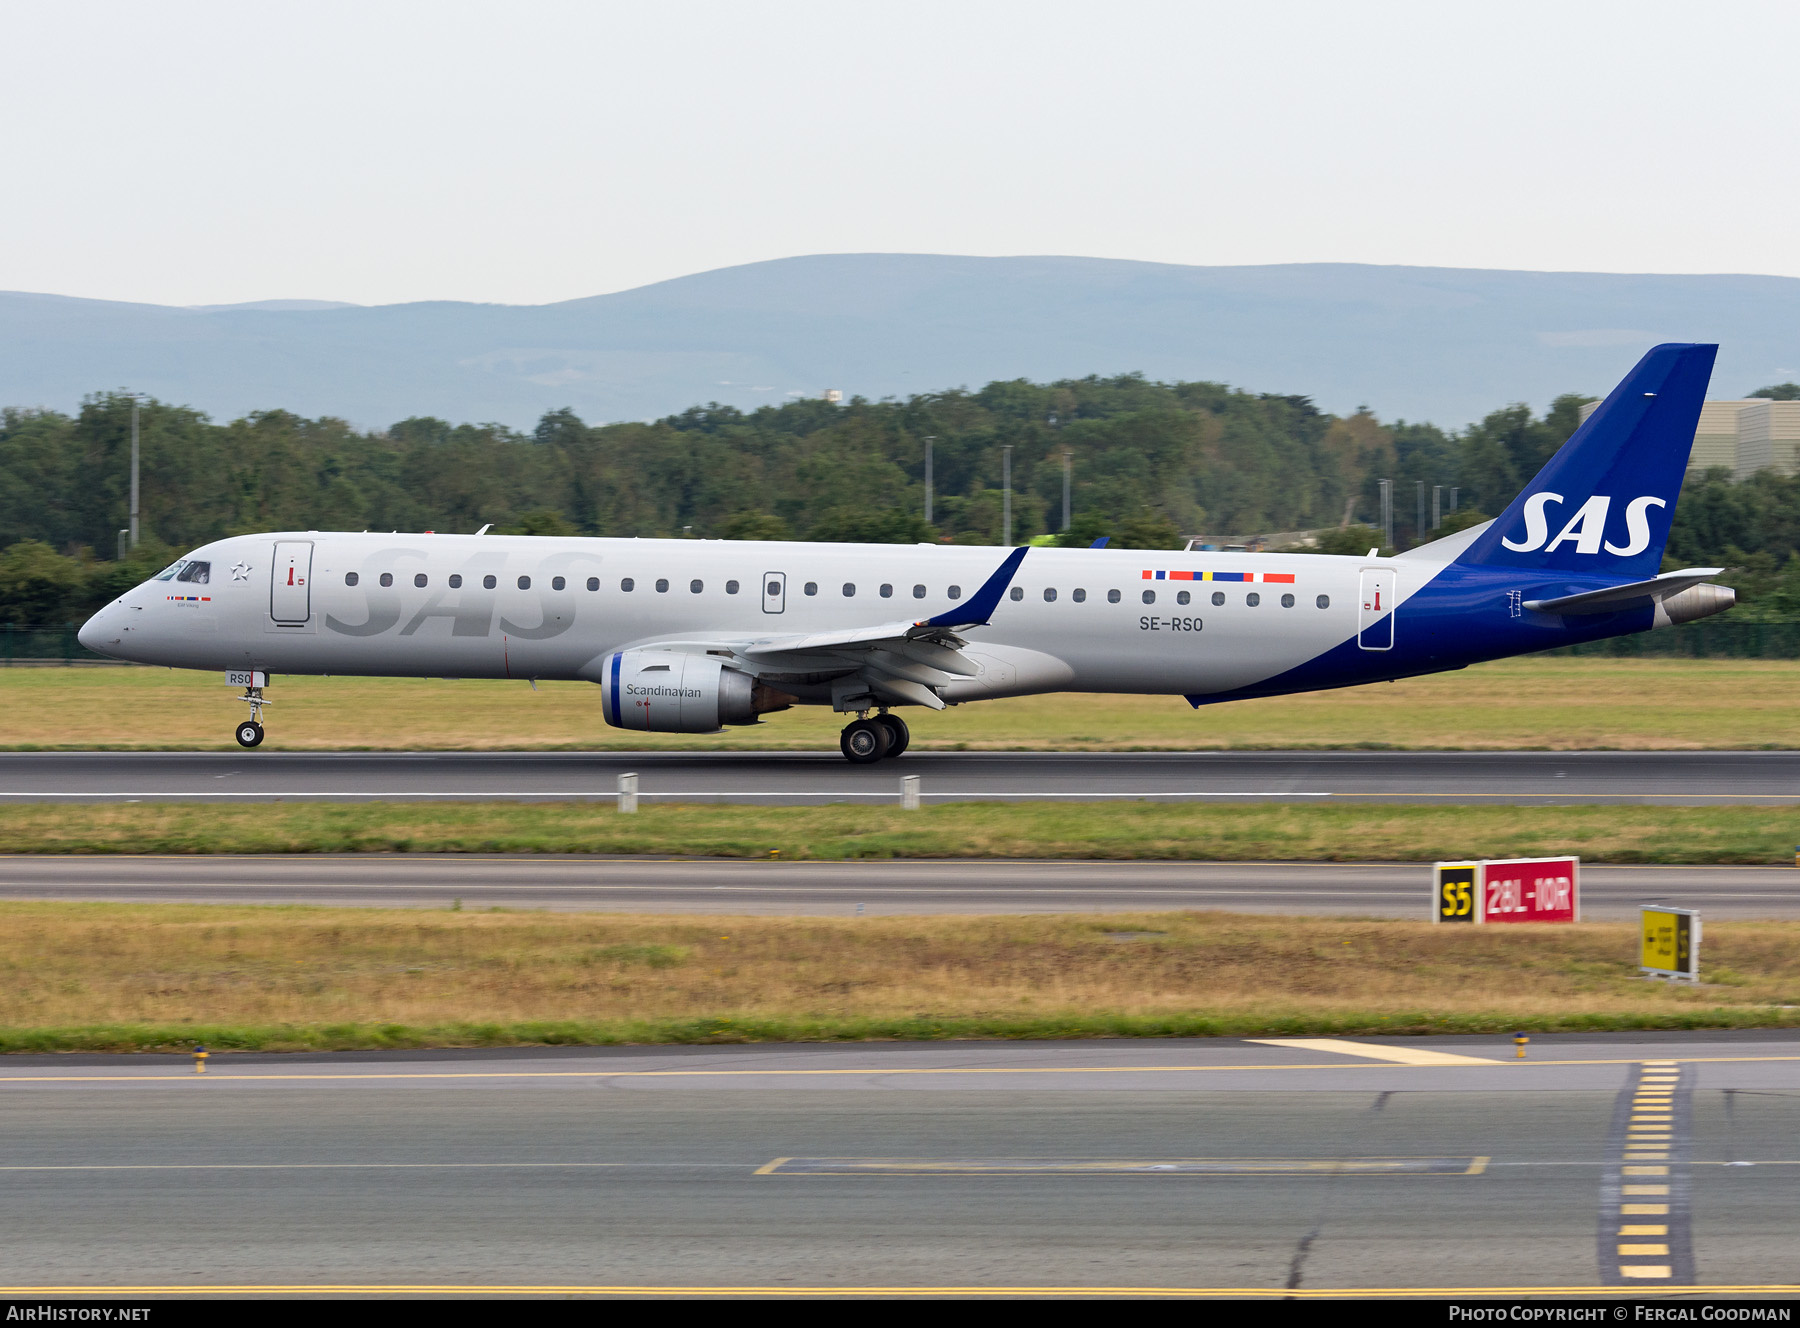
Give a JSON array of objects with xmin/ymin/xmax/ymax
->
[{"xmin": 1432, "ymin": 857, "xmax": 1580, "ymax": 924}]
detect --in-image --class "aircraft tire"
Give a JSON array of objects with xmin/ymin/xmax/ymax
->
[
  {"xmin": 235, "ymin": 721, "xmax": 265, "ymax": 749},
  {"xmin": 876, "ymin": 713, "xmax": 910, "ymax": 757},
  {"xmin": 840, "ymin": 718, "xmax": 890, "ymax": 764}
]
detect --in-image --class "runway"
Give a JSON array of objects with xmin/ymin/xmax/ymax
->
[
  {"xmin": 4, "ymin": 855, "xmax": 1799, "ymax": 917},
  {"xmin": 2, "ymin": 1032, "xmax": 1797, "ymax": 1295},
  {"xmin": 2, "ymin": 749, "xmax": 1798, "ymax": 804}
]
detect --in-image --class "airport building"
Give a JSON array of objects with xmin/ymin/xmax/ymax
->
[{"xmin": 1579, "ymin": 397, "xmax": 1800, "ymax": 478}]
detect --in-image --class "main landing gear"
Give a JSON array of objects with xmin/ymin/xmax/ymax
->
[
  {"xmin": 839, "ymin": 712, "xmax": 910, "ymax": 764},
  {"xmin": 234, "ymin": 683, "xmax": 270, "ymax": 748}
]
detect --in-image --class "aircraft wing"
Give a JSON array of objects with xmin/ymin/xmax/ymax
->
[{"xmin": 633, "ymin": 547, "xmax": 1027, "ymax": 711}]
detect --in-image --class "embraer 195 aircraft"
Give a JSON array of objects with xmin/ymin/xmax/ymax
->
[{"xmin": 80, "ymin": 344, "xmax": 1736, "ymax": 762}]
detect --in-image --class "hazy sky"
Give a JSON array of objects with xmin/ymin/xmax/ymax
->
[{"xmin": 4, "ymin": 0, "xmax": 1798, "ymax": 307}]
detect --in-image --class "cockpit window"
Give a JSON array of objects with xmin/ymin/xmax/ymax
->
[
  {"xmin": 176, "ymin": 561, "xmax": 211, "ymax": 584},
  {"xmin": 153, "ymin": 560, "xmax": 187, "ymax": 582}
]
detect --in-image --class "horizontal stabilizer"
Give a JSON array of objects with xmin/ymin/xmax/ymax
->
[{"xmin": 1522, "ymin": 568, "xmax": 1723, "ymax": 615}]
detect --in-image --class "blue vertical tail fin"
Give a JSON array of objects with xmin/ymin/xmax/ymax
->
[{"xmin": 1456, "ymin": 343, "xmax": 1717, "ymax": 580}]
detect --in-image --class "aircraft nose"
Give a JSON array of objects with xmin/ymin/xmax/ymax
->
[{"xmin": 78, "ymin": 605, "xmax": 119, "ymax": 655}]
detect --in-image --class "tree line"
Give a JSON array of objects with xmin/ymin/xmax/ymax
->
[{"xmin": 4, "ymin": 375, "xmax": 1800, "ymax": 624}]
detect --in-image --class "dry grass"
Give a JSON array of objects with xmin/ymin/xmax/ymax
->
[
  {"xmin": 2, "ymin": 800, "xmax": 1795, "ymax": 863},
  {"xmin": 7, "ymin": 657, "xmax": 1800, "ymax": 750},
  {"xmin": 1, "ymin": 904, "xmax": 1796, "ymax": 1051}
]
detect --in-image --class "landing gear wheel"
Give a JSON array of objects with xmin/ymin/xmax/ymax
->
[
  {"xmin": 876, "ymin": 713, "xmax": 910, "ymax": 758},
  {"xmin": 235, "ymin": 721, "xmax": 264, "ymax": 749},
  {"xmin": 840, "ymin": 718, "xmax": 891, "ymax": 764}
]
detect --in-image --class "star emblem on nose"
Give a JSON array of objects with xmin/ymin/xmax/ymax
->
[{"xmin": 230, "ymin": 562, "xmax": 252, "ymax": 581}]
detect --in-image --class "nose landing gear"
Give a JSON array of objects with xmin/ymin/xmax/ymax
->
[
  {"xmin": 839, "ymin": 711, "xmax": 910, "ymax": 763},
  {"xmin": 234, "ymin": 682, "xmax": 271, "ymax": 748}
]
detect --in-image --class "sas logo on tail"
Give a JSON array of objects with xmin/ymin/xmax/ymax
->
[{"xmin": 1501, "ymin": 493, "xmax": 1665, "ymax": 556}]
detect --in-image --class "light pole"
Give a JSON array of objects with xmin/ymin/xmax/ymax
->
[
  {"xmin": 1379, "ymin": 478, "xmax": 1392, "ymax": 552},
  {"xmin": 1062, "ymin": 450, "xmax": 1072, "ymax": 532},
  {"xmin": 923, "ymin": 436, "xmax": 934, "ymax": 526},
  {"xmin": 1432, "ymin": 485, "xmax": 1442, "ymax": 531},
  {"xmin": 126, "ymin": 392, "xmax": 141, "ymax": 551},
  {"xmin": 1002, "ymin": 445, "xmax": 1013, "ymax": 546},
  {"xmin": 1415, "ymin": 480, "xmax": 1424, "ymax": 547}
]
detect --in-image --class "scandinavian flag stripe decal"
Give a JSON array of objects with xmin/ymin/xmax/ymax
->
[{"xmin": 1141, "ymin": 570, "xmax": 1296, "ymax": 583}]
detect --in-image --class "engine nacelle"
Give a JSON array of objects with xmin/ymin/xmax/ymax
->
[{"xmin": 597, "ymin": 650, "xmax": 787, "ymax": 733}]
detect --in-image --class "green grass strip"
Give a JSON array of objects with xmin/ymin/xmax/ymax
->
[
  {"xmin": 4, "ymin": 800, "xmax": 1799, "ymax": 863},
  {"xmin": 9, "ymin": 1008, "xmax": 1800, "ymax": 1055}
]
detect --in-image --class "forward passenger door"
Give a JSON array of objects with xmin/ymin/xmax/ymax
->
[{"xmin": 270, "ymin": 541, "xmax": 314, "ymax": 625}]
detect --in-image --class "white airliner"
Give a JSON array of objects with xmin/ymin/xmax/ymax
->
[{"xmin": 79, "ymin": 344, "xmax": 1735, "ymax": 762}]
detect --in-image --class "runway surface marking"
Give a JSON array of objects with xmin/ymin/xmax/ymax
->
[
  {"xmin": 6, "ymin": 1053, "xmax": 1800, "ymax": 1084},
  {"xmin": 1245, "ymin": 1038, "xmax": 1500, "ymax": 1066},
  {"xmin": 754, "ymin": 1156, "xmax": 1489, "ymax": 1176},
  {"xmin": 2, "ymin": 1283, "xmax": 1797, "ymax": 1298},
  {"xmin": 7, "ymin": 784, "xmax": 1792, "ymax": 795},
  {"xmin": 0, "ymin": 790, "xmax": 1334, "ymax": 800},
  {"xmin": 1600, "ymin": 1061, "xmax": 1694, "ymax": 1286}
]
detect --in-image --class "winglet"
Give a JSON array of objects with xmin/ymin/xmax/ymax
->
[
  {"xmin": 922, "ymin": 546, "xmax": 1028, "ymax": 629},
  {"xmin": 1089, "ymin": 536, "xmax": 1109, "ymax": 549}
]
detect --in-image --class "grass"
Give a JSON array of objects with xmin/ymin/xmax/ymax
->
[
  {"xmin": 2, "ymin": 800, "xmax": 1796, "ymax": 863},
  {"xmin": 1, "ymin": 903, "xmax": 1796, "ymax": 1053},
  {"xmin": 8, "ymin": 656, "xmax": 1800, "ymax": 750}
]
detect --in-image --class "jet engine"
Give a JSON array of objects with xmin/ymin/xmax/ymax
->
[{"xmin": 597, "ymin": 650, "xmax": 791, "ymax": 733}]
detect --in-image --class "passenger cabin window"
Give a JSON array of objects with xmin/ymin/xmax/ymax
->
[
  {"xmin": 176, "ymin": 561, "xmax": 211, "ymax": 584},
  {"xmin": 449, "ymin": 574, "xmax": 462, "ymax": 588},
  {"xmin": 586, "ymin": 577, "xmax": 599, "ymax": 591},
  {"xmin": 1176, "ymin": 590, "xmax": 1190, "ymax": 605},
  {"xmin": 912, "ymin": 584, "xmax": 925, "ymax": 599},
  {"xmin": 880, "ymin": 584, "xmax": 893, "ymax": 598},
  {"xmin": 344, "ymin": 572, "xmax": 359, "ymax": 587},
  {"xmin": 1072, "ymin": 588, "xmax": 1086, "ymax": 603},
  {"xmin": 1107, "ymin": 589, "xmax": 1120, "ymax": 603},
  {"xmin": 553, "ymin": 576, "xmax": 566, "ymax": 591},
  {"xmin": 621, "ymin": 578, "xmax": 634, "ymax": 591},
  {"xmin": 948, "ymin": 585, "xmax": 962, "ymax": 600},
  {"xmin": 1316, "ymin": 594, "xmax": 1330, "ymax": 609},
  {"xmin": 690, "ymin": 579, "xmax": 703, "ymax": 594},
  {"xmin": 1246, "ymin": 592, "xmax": 1261, "ymax": 607},
  {"xmin": 726, "ymin": 580, "xmax": 739, "ymax": 595},
  {"xmin": 804, "ymin": 582, "xmax": 818, "ymax": 596},
  {"xmin": 1043, "ymin": 588, "xmax": 1056, "ymax": 602},
  {"xmin": 1142, "ymin": 589, "xmax": 1155, "ymax": 604},
  {"xmin": 1009, "ymin": 587, "xmax": 1024, "ymax": 601},
  {"xmin": 380, "ymin": 573, "xmax": 394, "ymax": 588},
  {"xmin": 484, "ymin": 575, "xmax": 497, "ymax": 589},
  {"xmin": 1281, "ymin": 593, "xmax": 1295, "ymax": 608},
  {"xmin": 518, "ymin": 575, "xmax": 531, "ymax": 590},
  {"xmin": 842, "ymin": 583, "xmax": 855, "ymax": 597},
  {"xmin": 655, "ymin": 579, "xmax": 669, "ymax": 593},
  {"xmin": 414, "ymin": 573, "xmax": 428, "ymax": 588},
  {"xmin": 1211, "ymin": 591, "xmax": 1225, "ymax": 606}
]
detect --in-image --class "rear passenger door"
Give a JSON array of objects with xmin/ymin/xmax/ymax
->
[{"xmin": 1357, "ymin": 567, "xmax": 1394, "ymax": 650}]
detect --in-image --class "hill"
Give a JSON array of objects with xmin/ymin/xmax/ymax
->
[{"xmin": 5, "ymin": 256, "xmax": 1800, "ymax": 428}]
